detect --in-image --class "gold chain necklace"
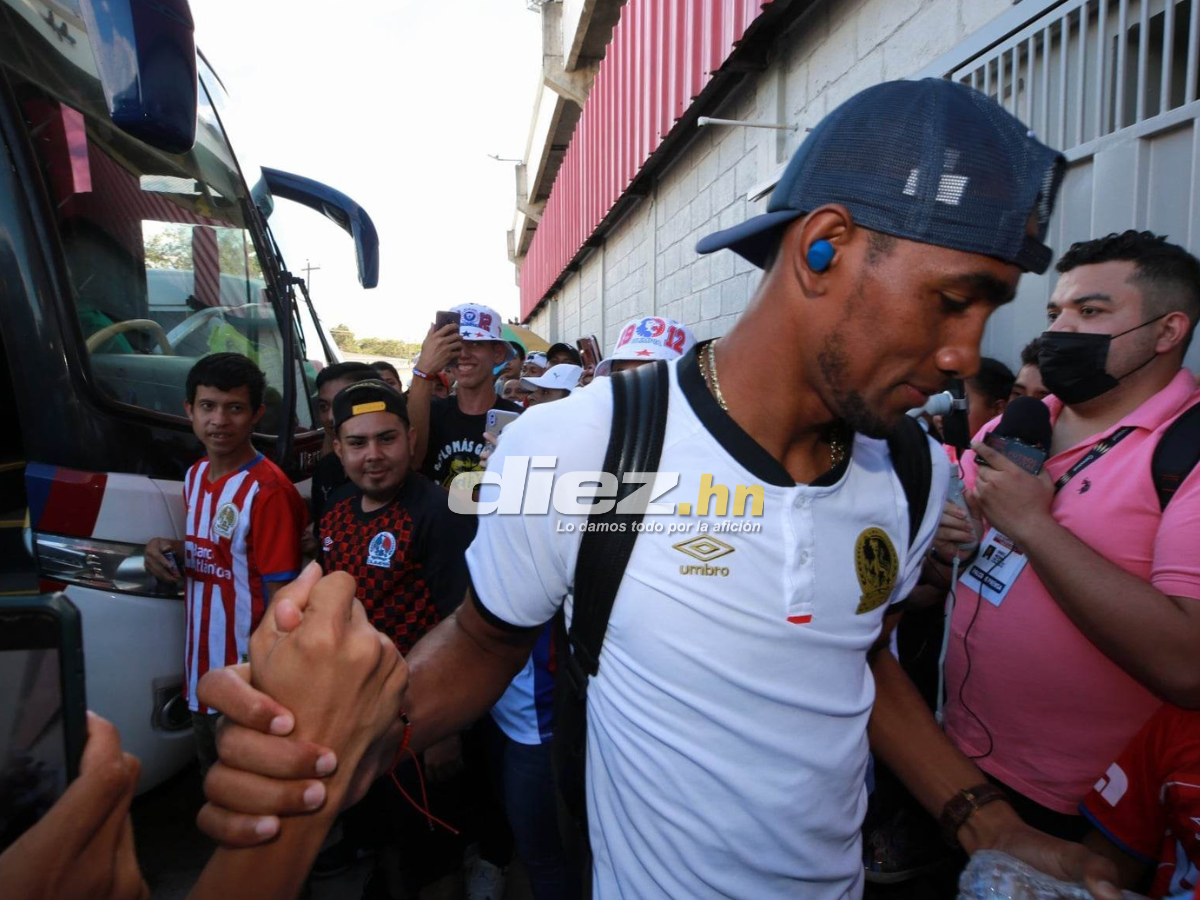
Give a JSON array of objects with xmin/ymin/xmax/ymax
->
[{"xmin": 701, "ymin": 340, "xmax": 847, "ymax": 470}]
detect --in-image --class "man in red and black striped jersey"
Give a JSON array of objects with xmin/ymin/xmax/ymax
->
[
  {"xmin": 319, "ymin": 379, "xmax": 476, "ymax": 893},
  {"xmin": 144, "ymin": 353, "xmax": 306, "ymax": 774}
]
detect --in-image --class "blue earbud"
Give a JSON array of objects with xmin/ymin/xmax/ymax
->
[{"xmin": 807, "ymin": 240, "xmax": 835, "ymax": 272}]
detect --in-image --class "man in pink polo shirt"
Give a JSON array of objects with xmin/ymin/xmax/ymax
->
[{"xmin": 929, "ymin": 230, "xmax": 1200, "ymax": 841}]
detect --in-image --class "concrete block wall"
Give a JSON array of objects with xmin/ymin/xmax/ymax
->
[{"xmin": 527, "ymin": 0, "xmax": 1013, "ymax": 355}]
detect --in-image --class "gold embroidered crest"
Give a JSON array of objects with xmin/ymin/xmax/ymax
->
[
  {"xmin": 854, "ymin": 527, "xmax": 898, "ymax": 614},
  {"xmin": 212, "ymin": 503, "xmax": 239, "ymax": 540}
]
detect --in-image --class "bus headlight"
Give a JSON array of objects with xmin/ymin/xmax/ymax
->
[{"xmin": 33, "ymin": 532, "xmax": 184, "ymax": 598}]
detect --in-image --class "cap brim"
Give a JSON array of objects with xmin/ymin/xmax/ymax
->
[
  {"xmin": 695, "ymin": 209, "xmax": 804, "ymax": 267},
  {"xmin": 594, "ymin": 359, "xmax": 613, "ymax": 377}
]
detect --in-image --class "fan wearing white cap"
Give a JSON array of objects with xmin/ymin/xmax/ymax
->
[
  {"xmin": 409, "ymin": 302, "xmax": 522, "ymax": 489},
  {"xmin": 595, "ymin": 316, "xmax": 696, "ymax": 376},
  {"xmin": 520, "ymin": 351, "xmax": 548, "ymax": 378},
  {"xmin": 521, "ymin": 363, "xmax": 582, "ymax": 407}
]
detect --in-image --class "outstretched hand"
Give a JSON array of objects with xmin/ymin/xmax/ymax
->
[
  {"xmin": 990, "ymin": 824, "xmax": 1122, "ymax": 900},
  {"xmin": 196, "ymin": 563, "xmax": 408, "ymax": 847},
  {"xmin": 968, "ymin": 805, "xmax": 1123, "ymax": 900}
]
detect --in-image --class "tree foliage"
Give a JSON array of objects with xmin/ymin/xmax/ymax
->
[
  {"xmin": 143, "ymin": 224, "xmax": 263, "ymax": 280},
  {"xmin": 329, "ymin": 325, "xmax": 418, "ymax": 360}
]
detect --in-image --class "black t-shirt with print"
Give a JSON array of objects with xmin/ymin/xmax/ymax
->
[
  {"xmin": 318, "ymin": 474, "xmax": 474, "ymax": 653},
  {"xmin": 421, "ymin": 395, "xmax": 522, "ymax": 489},
  {"xmin": 310, "ymin": 452, "xmax": 348, "ymax": 525}
]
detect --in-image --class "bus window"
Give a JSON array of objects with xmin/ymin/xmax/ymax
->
[{"xmin": 16, "ymin": 78, "xmax": 312, "ymax": 435}]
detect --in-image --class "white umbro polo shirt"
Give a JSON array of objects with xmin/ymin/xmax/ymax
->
[{"xmin": 467, "ymin": 345, "xmax": 947, "ymax": 900}]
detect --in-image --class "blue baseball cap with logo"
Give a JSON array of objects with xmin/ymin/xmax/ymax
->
[{"xmin": 696, "ymin": 79, "xmax": 1066, "ymax": 274}]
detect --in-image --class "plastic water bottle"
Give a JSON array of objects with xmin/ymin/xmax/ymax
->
[{"xmin": 958, "ymin": 851, "xmax": 1146, "ymax": 900}]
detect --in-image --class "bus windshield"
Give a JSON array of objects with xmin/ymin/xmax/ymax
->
[{"xmin": 0, "ymin": 1, "xmax": 312, "ymax": 434}]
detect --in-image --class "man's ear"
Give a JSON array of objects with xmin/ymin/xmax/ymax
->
[
  {"xmin": 1156, "ymin": 310, "xmax": 1194, "ymax": 355},
  {"xmin": 406, "ymin": 423, "xmax": 417, "ymax": 457},
  {"xmin": 788, "ymin": 205, "xmax": 854, "ymax": 299},
  {"xmin": 333, "ymin": 434, "xmax": 344, "ymax": 462},
  {"xmin": 251, "ymin": 404, "xmax": 266, "ymax": 427},
  {"xmin": 183, "ymin": 401, "xmax": 193, "ymax": 421}
]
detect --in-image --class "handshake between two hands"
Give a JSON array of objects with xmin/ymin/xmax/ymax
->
[{"xmin": 196, "ymin": 562, "xmax": 409, "ymax": 845}]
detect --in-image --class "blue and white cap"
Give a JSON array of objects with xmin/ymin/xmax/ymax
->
[
  {"xmin": 696, "ymin": 79, "xmax": 1066, "ymax": 274},
  {"xmin": 452, "ymin": 303, "xmax": 505, "ymax": 341}
]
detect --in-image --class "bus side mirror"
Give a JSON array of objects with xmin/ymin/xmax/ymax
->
[
  {"xmin": 78, "ymin": 0, "xmax": 198, "ymax": 155},
  {"xmin": 261, "ymin": 168, "xmax": 381, "ymax": 289}
]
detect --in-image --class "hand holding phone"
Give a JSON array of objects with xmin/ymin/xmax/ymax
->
[
  {"xmin": 0, "ymin": 595, "xmax": 87, "ymax": 853},
  {"xmin": 433, "ymin": 310, "xmax": 461, "ymax": 332},
  {"xmin": 485, "ymin": 409, "xmax": 520, "ymax": 436},
  {"xmin": 0, "ymin": 711, "xmax": 147, "ymax": 900},
  {"xmin": 144, "ymin": 538, "xmax": 182, "ymax": 584},
  {"xmin": 418, "ymin": 312, "xmax": 464, "ymax": 373},
  {"xmin": 576, "ymin": 336, "xmax": 601, "ymax": 370}
]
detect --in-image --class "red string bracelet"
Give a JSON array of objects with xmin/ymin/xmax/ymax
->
[
  {"xmin": 390, "ymin": 710, "xmax": 412, "ymax": 771},
  {"xmin": 386, "ymin": 711, "xmax": 460, "ymax": 835}
]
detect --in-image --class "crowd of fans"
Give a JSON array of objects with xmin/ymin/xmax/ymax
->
[{"xmin": 4, "ymin": 77, "xmax": 1200, "ymax": 900}]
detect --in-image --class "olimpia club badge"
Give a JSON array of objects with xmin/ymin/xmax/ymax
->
[
  {"xmin": 367, "ymin": 531, "xmax": 396, "ymax": 568},
  {"xmin": 854, "ymin": 527, "xmax": 898, "ymax": 614}
]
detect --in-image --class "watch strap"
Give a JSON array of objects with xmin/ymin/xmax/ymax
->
[{"xmin": 939, "ymin": 783, "xmax": 1009, "ymax": 847}]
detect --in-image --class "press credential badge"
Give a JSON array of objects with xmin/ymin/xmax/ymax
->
[{"xmin": 960, "ymin": 528, "xmax": 1029, "ymax": 607}]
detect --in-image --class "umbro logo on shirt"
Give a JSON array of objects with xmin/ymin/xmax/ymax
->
[{"xmin": 673, "ymin": 536, "xmax": 734, "ymax": 577}]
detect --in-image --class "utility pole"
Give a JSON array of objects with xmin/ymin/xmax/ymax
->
[{"xmin": 302, "ymin": 259, "xmax": 321, "ymax": 289}]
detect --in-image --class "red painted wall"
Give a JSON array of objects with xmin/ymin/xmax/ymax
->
[{"xmin": 520, "ymin": 0, "xmax": 772, "ymax": 319}]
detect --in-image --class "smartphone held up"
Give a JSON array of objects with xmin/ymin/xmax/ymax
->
[{"xmin": 0, "ymin": 595, "xmax": 87, "ymax": 852}]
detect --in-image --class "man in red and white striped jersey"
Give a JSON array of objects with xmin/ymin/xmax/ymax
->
[{"xmin": 145, "ymin": 353, "xmax": 306, "ymax": 772}]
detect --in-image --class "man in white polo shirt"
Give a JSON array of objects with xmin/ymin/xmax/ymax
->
[{"xmin": 194, "ymin": 80, "xmax": 1121, "ymax": 900}]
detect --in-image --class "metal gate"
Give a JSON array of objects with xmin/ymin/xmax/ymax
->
[{"xmin": 947, "ymin": 0, "xmax": 1200, "ymax": 371}]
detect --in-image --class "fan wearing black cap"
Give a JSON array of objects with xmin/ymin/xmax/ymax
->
[
  {"xmin": 193, "ymin": 79, "xmax": 1120, "ymax": 900},
  {"xmin": 545, "ymin": 342, "xmax": 583, "ymax": 369},
  {"xmin": 310, "ymin": 361, "xmax": 377, "ymax": 532},
  {"xmin": 319, "ymin": 379, "xmax": 476, "ymax": 894},
  {"xmin": 322, "ymin": 379, "xmax": 473, "ymax": 660}
]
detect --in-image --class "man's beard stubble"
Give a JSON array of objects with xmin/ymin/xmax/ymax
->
[{"xmin": 816, "ymin": 325, "xmax": 898, "ymax": 440}]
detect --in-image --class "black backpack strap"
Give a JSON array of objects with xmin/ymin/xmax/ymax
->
[
  {"xmin": 566, "ymin": 360, "xmax": 670, "ymax": 681},
  {"xmin": 553, "ymin": 362, "xmax": 669, "ymax": 847},
  {"xmin": 1152, "ymin": 401, "xmax": 1200, "ymax": 511},
  {"xmin": 886, "ymin": 416, "xmax": 934, "ymax": 551}
]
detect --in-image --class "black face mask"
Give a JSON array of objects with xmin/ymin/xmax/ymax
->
[{"xmin": 1037, "ymin": 315, "xmax": 1165, "ymax": 405}]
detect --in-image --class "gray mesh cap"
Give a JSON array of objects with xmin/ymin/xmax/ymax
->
[{"xmin": 696, "ymin": 78, "xmax": 1067, "ymax": 274}]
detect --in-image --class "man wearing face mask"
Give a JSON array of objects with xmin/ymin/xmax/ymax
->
[{"xmin": 928, "ymin": 230, "xmax": 1200, "ymax": 842}]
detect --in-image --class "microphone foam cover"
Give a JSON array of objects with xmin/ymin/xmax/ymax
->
[{"xmin": 992, "ymin": 395, "xmax": 1052, "ymax": 452}]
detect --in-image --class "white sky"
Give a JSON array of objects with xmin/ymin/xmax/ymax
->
[{"xmin": 193, "ymin": 1, "xmax": 543, "ymax": 344}]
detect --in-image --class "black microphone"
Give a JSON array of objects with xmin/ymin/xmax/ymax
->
[{"xmin": 979, "ymin": 396, "xmax": 1052, "ymax": 475}]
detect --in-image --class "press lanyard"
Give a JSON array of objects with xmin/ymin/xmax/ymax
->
[{"xmin": 1053, "ymin": 426, "xmax": 1135, "ymax": 494}]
